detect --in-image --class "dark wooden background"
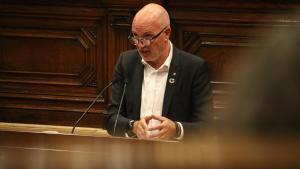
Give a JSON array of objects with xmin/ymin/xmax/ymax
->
[{"xmin": 0, "ymin": 0, "xmax": 299, "ymax": 128}]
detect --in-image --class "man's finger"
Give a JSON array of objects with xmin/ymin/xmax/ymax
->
[
  {"xmin": 148, "ymin": 129, "xmax": 167, "ymax": 139},
  {"xmin": 151, "ymin": 115, "xmax": 165, "ymax": 122},
  {"xmin": 147, "ymin": 124, "xmax": 163, "ymax": 131},
  {"xmin": 144, "ymin": 115, "xmax": 153, "ymax": 123},
  {"xmin": 140, "ymin": 118, "xmax": 149, "ymax": 129}
]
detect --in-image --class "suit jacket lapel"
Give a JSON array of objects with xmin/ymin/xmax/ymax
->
[{"xmin": 162, "ymin": 47, "xmax": 180, "ymax": 117}]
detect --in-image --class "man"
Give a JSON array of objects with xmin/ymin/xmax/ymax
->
[{"xmin": 106, "ymin": 3, "xmax": 212, "ymax": 140}]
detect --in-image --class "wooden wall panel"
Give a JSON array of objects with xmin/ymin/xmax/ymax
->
[
  {"xmin": 1, "ymin": 28, "xmax": 95, "ymax": 84},
  {"xmin": 0, "ymin": 2, "xmax": 108, "ymax": 127},
  {"xmin": 169, "ymin": 2, "xmax": 300, "ymax": 117},
  {"xmin": 107, "ymin": 10, "xmax": 135, "ymax": 83}
]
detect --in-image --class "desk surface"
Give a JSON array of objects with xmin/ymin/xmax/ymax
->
[
  {"xmin": 0, "ymin": 129, "xmax": 299, "ymax": 169},
  {"xmin": 0, "ymin": 122, "xmax": 109, "ymax": 137},
  {"xmin": 0, "ymin": 130, "xmax": 178, "ymax": 169}
]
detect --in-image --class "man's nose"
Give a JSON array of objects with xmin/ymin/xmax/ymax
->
[{"xmin": 136, "ymin": 40, "xmax": 146, "ymax": 48}]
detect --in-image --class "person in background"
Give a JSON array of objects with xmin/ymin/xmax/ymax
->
[{"xmin": 105, "ymin": 3, "xmax": 212, "ymax": 140}]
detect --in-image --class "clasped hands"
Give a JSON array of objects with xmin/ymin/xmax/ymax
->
[{"xmin": 132, "ymin": 115, "xmax": 177, "ymax": 140}]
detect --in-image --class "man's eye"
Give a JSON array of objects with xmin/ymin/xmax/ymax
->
[{"xmin": 143, "ymin": 36, "xmax": 153, "ymax": 40}]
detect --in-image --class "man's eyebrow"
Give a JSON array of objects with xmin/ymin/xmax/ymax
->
[{"xmin": 132, "ymin": 31, "xmax": 154, "ymax": 37}]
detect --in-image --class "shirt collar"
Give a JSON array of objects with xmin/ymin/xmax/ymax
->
[{"xmin": 141, "ymin": 41, "xmax": 173, "ymax": 71}]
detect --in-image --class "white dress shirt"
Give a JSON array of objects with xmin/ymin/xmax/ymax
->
[{"xmin": 140, "ymin": 42, "xmax": 183, "ymax": 139}]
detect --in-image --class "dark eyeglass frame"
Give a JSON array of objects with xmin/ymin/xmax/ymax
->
[{"xmin": 128, "ymin": 26, "xmax": 168, "ymax": 46}]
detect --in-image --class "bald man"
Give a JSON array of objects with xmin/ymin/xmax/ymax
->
[{"xmin": 106, "ymin": 3, "xmax": 212, "ymax": 140}]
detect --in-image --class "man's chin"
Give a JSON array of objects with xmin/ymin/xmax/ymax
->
[{"xmin": 139, "ymin": 52, "xmax": 151, "ymax": 60}]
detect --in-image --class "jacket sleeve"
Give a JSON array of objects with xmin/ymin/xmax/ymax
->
[
  {"xmin": 181, "ymin": 61, "xmax": 213, "ymax": 137},
  {"xmin": 105, "ymin": 53, "xmax": 130, "ymax": 136}
]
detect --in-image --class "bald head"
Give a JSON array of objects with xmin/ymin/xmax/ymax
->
[
  {"xmin": 131, "ymin": 3, "xmax": 171, "ymax": 69},
  {"xmin": 133, "ymin": 3, "xmax": 170, "ymax": 30}
]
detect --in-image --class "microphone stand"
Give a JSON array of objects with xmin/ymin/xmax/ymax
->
[
  {"xmin": 71, "ymin": 81, "xmax": 113, "ymax": 134},
  {"xmin": 112, "ymin": 80, "xmax": 128, "ymax": 136}
]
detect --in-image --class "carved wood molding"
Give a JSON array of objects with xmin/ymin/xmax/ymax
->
[
  {"xmin": 110, "ymin": 15, "xmax": 132, "ymax": 27},
  {"xmin": 167, "ymin": 0, "xmax": 300, "ymax": 11},
  {"xmin": 0, "ymin": 27, "xmax": 98, "ymax": 87}
]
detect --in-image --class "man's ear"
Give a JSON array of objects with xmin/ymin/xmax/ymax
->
[{"xmin": 165, "ymin": 26, "xmax": 171, "ymax": 38}]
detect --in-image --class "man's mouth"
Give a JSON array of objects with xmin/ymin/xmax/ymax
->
[{"xmin": 140, "ymin": 49, "xmax": 150, "ymax": 54}]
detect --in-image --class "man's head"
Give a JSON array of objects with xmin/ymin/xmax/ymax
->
[{"xmin": 130, "ymin": 3, "xmax": 171, "ymax": 69}]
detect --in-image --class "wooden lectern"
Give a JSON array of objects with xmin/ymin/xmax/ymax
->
[
  {"xmin": 1, "ymin": 130, "xmax": 299, "ymax": 169},
  {"xmin": 0, "ymin": 130, "xmax": 178, "ymax": 169}
]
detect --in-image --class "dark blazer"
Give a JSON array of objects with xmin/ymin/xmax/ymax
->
[{"xmin": 106, "ymin": 46, "xmax": 212, "ymax": 137}]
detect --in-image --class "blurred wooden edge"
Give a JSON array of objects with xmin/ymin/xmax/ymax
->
[{"xmin": 0, "ymin": 122, "xmax": 109, "ymax": 137}]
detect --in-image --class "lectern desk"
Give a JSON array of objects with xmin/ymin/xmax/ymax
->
[{"xmin": 0, "ymin": 130, "xmax": 178, "ymax": 169}]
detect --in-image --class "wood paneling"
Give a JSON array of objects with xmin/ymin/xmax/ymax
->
[
  {"xmin": 107, "ymin": 10, "xmax": 135, "ymax": 83},
  {"xmin": 169, "ymin": 1, "xmax": 300, "ymax": 116},
  {"xmin": 0, "ymin": 1, "xmax": 108, "ymax": 127},
  {"xmin": 0, "ymin": 0, "xmax": 299, "ymax": 128}
]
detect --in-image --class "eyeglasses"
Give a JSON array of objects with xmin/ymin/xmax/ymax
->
[{"xmin": 128, "ymin": 26, "xmax": 167, "ymax": 46}]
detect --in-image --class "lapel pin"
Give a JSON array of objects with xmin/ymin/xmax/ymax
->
[
  {"xmin": 169, "ymin": 78, "xmax": 175, "ymax": 84},
  {"xmin": 173, "ymin": 73, "xmax": 176, "ymax": 76}
]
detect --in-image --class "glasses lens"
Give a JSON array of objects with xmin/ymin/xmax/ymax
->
[
  {"xmin": 129, "ymin": 38, "xmax": 138, "ymax": 45},
  {"xmin": 142, "ymin": 39, "xmax": 150, "ymax": 46},
  {"xmin": 129, "ymin": 37, "xmax": 151, "ymax": 46}
]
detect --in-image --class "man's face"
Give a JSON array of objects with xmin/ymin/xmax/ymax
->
[{"xmin": 131, "ymin": 22, "xmax": 168, "ymax": 64}]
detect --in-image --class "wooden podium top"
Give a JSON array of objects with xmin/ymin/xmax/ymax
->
[
  {"xmin": 0, "ymin": 130, "xmax": 179, "ymax": 169},
  {"xmin": 0, "ymin": 130, "xmax": 299, "ymax": 169}
]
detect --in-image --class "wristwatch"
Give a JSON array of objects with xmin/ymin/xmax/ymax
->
[{"xmin": 126, "ymin": 120, "xmax": 136, "ymax": 137}]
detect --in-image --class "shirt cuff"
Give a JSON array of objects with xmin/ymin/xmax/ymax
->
[{"xmin": 174, "ymin": 122, "xmax": 184, "ymax": 140}]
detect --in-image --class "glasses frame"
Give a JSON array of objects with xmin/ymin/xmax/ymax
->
[{"xmin": 128, "ymin": 26, "xmax": 168, "ymax": 46}]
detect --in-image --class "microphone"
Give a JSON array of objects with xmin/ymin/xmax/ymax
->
[
  {"xmin": 112, "ymin": 79, "xmax": 128, "ymax": 136},
  {"xmin": 71, "ymin": 81, "xmax": 114, "ymax": 134}
]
